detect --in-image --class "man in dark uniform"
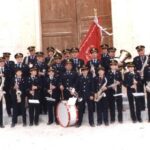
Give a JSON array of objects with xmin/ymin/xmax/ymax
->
[
  {"xmin": 61, "ymin": 49, "xmax": 71, "ymax": 66},
  {"xmin": 26, "ymin": 67, "xmax": 42, "ymax": 126},
  {"xmin": 94, "ymin": 67, "xmax": 109, "ymax": 126},
  {"xmin": 0, "ymin": 57, "xmax": 6, "ymax": 128},
  {"xmin": 23, "ymin": 46, "xmax": 37, "ymax": 68},
  {"xmin": 3, "ymin": 52, "xmax": 14, "ymax": 116},
  {"xmin": 100, "ymin": 44, "xmax": 109, "ymax": 59},
  {"xmin": 45, "ymin": 47, "xmax": 55, "ymax": 66},
  {"xmin": 124, "ymin": 62, "xmax": 143, "ymax": 123},
  {"xmin": 34, "ymin": 52, "xmax": 48, "ymax": 114},
  {"xmin": 133, "ymin": 45, "xmax": 146, "ymax": 111},
  {"xmin": 13, "ymin": 53, "xmax": 29, "ymax": 77},
  {"xmin": 101, "ymin": 47, "xmax": 116, "ymax": 73},
  {"xmin": 10, "ymin": 69, "xmax": 27, "ymax": 127},
  {"xmin": 87, "ymin": 48, "xmax": 101, "ymax": 77},
  {"xmin": 44, "ymin": 67, "xmax": 60, "ymax": 125},
  {"xmin": 75, "ymin": 65, "xmax": 95, "ymax": 127},
  {"xmin": 52, "ymin": 53, "xmax": 65, "ymax": 76},
  {"xmin": 59, "ymin": 59, "xmax": 77, "ymax": 100},
  {"xmin": 106, "ymin": 60, "xmax": 123, "ymax": 123},
  {"xmin": 144, "ymin": 60, "xmax": 150, "ymax": 122},
  {"xmin": 70, "ymin": 47, "xmax": 84, "ymax": 73}
]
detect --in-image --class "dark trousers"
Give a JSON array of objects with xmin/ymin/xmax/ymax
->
[
  {"xmin": 127, "ymin": 91, "xmax": 141, "ymax": 121},
  {"xmin": 29, "ymin": 104, "xmax": 40, "ymax": 124},
  {"xmin": 40, "ymin": 90, "xmax": 47, "ymax": 114},
  {"xmin": 77, "ymin": 99, "xmax": 94, "ymax": 125},
  {"xmin": 138, "ymin": 82, "xmax": 145, "ymax": 111},
  {"xmin": 96, "ymin": 97, "xmax": 109, "ymax": 124},
  {"xmin": 147, "ymin": 92, "xmax": 150, "ymax": 121},
  {"xmin": 0, "ymin": 101, "xmax": 3, "ymax": 125},
  {"xmin": 108, "ymin": 90, "xmax": 123, "ymax": 122},
  {"xmin": 47, "ymin": 102, "xmax": 54, "ymax": 123},
  {"xmin": 4, "ymin": 90, "xmax": 12, "ymax": 115},
  {"xmin": 12, "ymin": 94, "xmax": 26, "ymax": 124}
]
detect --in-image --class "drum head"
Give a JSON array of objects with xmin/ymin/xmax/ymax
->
[{"xmin": 57, "ymin": 102, "xmax": 69, "ymax": 127}]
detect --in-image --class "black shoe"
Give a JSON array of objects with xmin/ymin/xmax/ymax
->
[
  {"xmin": 138, "ymin": 119, "xmax": 143, "ymax": 123},
  {"xmin": 35, "ymin": 122, "xmax": 39, "ymax": 126},
  {"xmin": 97, "ymin": 122, "xmax": 102, "ymax": 126},
  {"xmin": 104, "ymin": 122, "xmax": 109, "ymax": 126},
  {"xmin": 47, "ymin": 122, "xmax": 53, "ymax": 125},
  {"xmin": 111, "ymin": 120, "xmax": 115, "ymax": 124},
  {"xmin": 119, "ymin": 120, "xmax": 123, "ymax": 124},
  {"xmin": 11, "ymin": 123, "xmax": 15, "ymax": 128},
  {"xmin": 0, "ymin": 124, "xmax": 5, "ymax": 128},
  {"xmin": 29, "ymin": 123, "xmax": 33, "ymax": 126},
  {"xmin": 132, "ymin": 119, "xmax": 137, "ymax": 123},
  {"xmin": 90, "ymin": 123, "xmax": 95, "ymax": 127},
  {"xmin": 23, "ymin": 123, "xmax": 27, "ymax": 127},
  {"xmin": 76, "ymin": 123, "xmax": 81, "ymax": 128}
]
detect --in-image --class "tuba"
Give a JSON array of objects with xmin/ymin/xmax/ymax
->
[{"xmin": 115, "ymin": 50, "xmax": 132, "ymax": 64}]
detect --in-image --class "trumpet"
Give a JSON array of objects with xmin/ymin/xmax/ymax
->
[{"xmin": 95, "ymin": 77, "xmax": 107, "ymax": 102}]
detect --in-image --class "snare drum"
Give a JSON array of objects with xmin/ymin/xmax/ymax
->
[{"xmin": 56, "ymin": 102, "xmax": 78, "ymax": 127}]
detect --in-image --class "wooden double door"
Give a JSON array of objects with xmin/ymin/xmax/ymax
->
[{"xmin": 40, "ymin": 0, "xmax": 112, "ymax": 52}]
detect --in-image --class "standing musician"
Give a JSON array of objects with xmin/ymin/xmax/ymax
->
[
  {"xmin": 34, "ymin": 52, "xmax": 48, "ymax": 114},
  {"xmin": 75, "ymin": 65, "xmax": 95, "ymax": 127},
  {"xmin": 61, "ymin": 49, "xmax": 71, "ymax": 66},
  {"xmin": 124, "ymin": 62, "xmax": 143, "ymax": 123},
  {"xmin": 59, "ymin": 59, "xmax": 77, "ymax": 101},
  {"xmin": 87, "ymin": 48, "xmax": 101, "ymax": 77},
  {"xmin": 94, "ymin": 67, "xmax": 109, "ymax": 126},
  {"xmin": 70, "ymin": 47, "xmax": 84, "ymax": 73},
  {"xmin": 13, "ymin": 53, "xmax": 29, "ymax": 77},
  {"xmin": 106, "ymin": 60, "xmax": 123, "ymax": 123},
  {"xmin": 100, "ymin": 44, "xmax": 109, "ymax": 59},
  {"xmin": 0, "ymin": 57, "xmax": 6, "ymax": 128},
  {"xmin": 3, "ymin": 52, "xmax": 14, "ymax": 116},
  {"xmin": 45, "ymin": 47, "xmax": 55, "ymax": 65},
  {"xmin": 10, "ymin": 69, "xmax": 27, "ymax": 127},
  {"xmin": 144, "ymin": 60, "xmax": 150, "ymax": 122},
  {"xmin": 44, "ymin": 67, "xmax": 60, "ymax": 125},
  {"xmin": 52, "ymin": 53, "xmax": 65, "ymax": 76},
  {"xmin": 133, "ymin": 45, "xmax": 147, "ymax": 111},
  {"xmin": 23, "ymin": 46, "xmax": 37, "ymax": 68},
  {"xmin": 26, "ymin": 67, "xmax": 41, "ymax": 126},
  {"xmin": 101, "ymin": 47, "xmax": 116, "ymax": 73}
]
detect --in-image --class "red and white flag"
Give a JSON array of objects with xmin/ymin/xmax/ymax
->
[
  {"xmin": 78, "ymin": 16, "xmax": 112, "ymax": 64},
  {"xmin": 78, "ymin": 16, "xmax": 101, "ymax": 64}
]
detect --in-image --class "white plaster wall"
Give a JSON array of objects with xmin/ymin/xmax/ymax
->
[
  {"xmin": 111, "ymin": 0, "xmax": 150, "ymax": 58},
  {"xmin": 0, "ymin": 0, "xmax": 41, "ymax": 60}
]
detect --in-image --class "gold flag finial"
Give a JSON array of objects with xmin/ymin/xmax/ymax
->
[{"xmin": 94, "ymin": 8, "xmax": 97, "ymax": 16}]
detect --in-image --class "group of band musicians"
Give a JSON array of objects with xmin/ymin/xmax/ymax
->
[{"xmin": 0, "ymin": 44, "xmax": 150, "ymax": 128}]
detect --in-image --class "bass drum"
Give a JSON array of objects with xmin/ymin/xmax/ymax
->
[{"xmin": 56, "ymin": 102, "xmax": 78, "ymax": 127}]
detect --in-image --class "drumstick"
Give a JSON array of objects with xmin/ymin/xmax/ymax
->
[{"xmin": 61, "ymin": 90, "xmax": 64, "ymax": 101}]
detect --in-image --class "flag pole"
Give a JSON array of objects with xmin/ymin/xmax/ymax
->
[{"xmin": 94, "ymin": 8, "xmax": 97, "ymax": 17}]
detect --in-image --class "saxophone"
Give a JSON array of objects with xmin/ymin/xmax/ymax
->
[
  {"xmin": 95, "ymin": 77, "xmax": 107, "ymax": 102},
  {"xmin": 15, "ymin": 78, "xmax": 22, "ymax": 103}
]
